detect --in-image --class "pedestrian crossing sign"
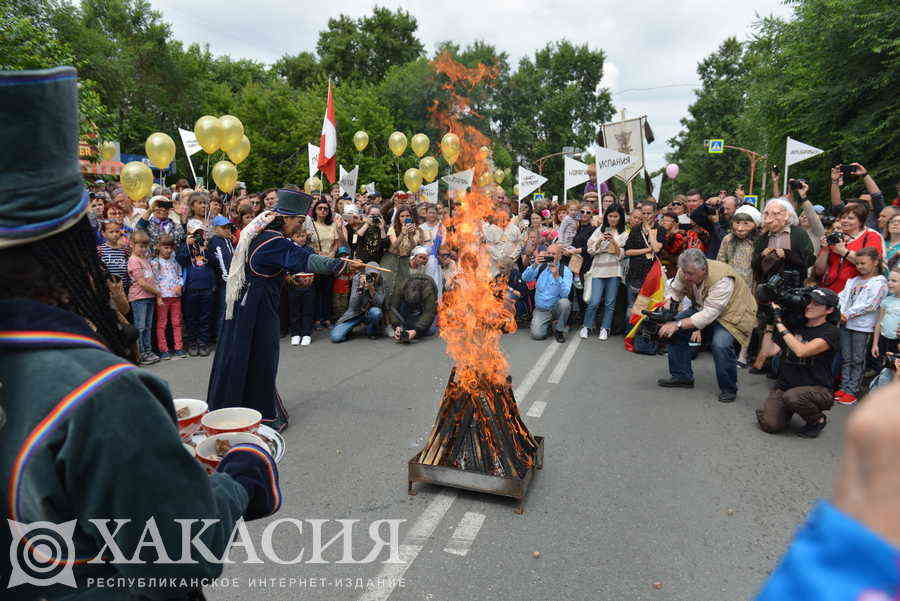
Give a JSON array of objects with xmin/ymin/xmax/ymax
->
[
  {"xmin": 532, "ymin": 192, "xmax": 545, "ymax": 204},
  {"xmin": 743, "ymin": 195, "xmax": 758, "ymax": 206},
  {"xmin": 708, "ymin": 139, "xmax": 724, "ymax": 154}
]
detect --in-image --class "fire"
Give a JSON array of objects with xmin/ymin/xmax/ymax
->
[{"xmin": 430, "ymin": 52, "xmax": 514, "ymax": 396}]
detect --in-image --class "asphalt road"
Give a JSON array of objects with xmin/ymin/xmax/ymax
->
[{"xmin": 146, "ymin": 326, "xmax": 847, "ymax": 601}]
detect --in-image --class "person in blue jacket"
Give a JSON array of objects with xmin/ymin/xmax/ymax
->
[
  {"xmin": 206, "ymin": 189, "xmax": 349, "ymax": 432},
  {"xmin": 757, "ymin": 380, "xmax": 900, "ymax": 599},
  {"xmin": 176, "ymin": 223, "xmax": 215, "ymax": 356},
  {"xmin": 206, "ymin": 215, "xmax": 235, "ymax": 338}
]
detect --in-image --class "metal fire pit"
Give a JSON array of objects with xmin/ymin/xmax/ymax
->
[{"xmin": 407, "ymin": 436, "xmax": 544, "ymax": 514}]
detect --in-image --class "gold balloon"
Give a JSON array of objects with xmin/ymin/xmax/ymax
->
[
  {"xmin": 419, "ymin": 156, "xmax": 439, "ymax": 182},
  {"xmin": 226, "ymin": 135, "xmax": 251, "ymax": 165},
  {"xmin": 403, "ymin": 168, "xmax": 424, "ymax": 193},
  {"xmin": 441, "ymin": 132, "xmax": 461, "ymax": 153},
  {"xmin": 121, "ymin": 161, "xmax": 154, "ymax": 201},
  {"xmin": 211, "ymin": 160, "xmax": 238, "ymax": 194},
  {"xmin": 100, "ymin": 141, "xmax": 117, "ymax": 161},
  {"xmin": 353, "ymin": 130, "xmax": 369, "ymax": 152},
  {"xmin": 442, "ymin": 146, "xmax": 459, "ymax": 166},
  {"xmin": 304, "ymin": 176, "xmax": 323, "ymax": 194},
  {"xmin": 410, "ymin": 133, "xmax": 430, "ymax": 158},
  {"xmin": 388, "ymin": 131, "xmax": 407, "ymax": 157},
  {"xmin": 218, "ymin": 115, "xmax": 245, "ymax": 152},
  {"xmin": 513, "ymin": 184, "xmax": 519, "ymax": 196},
  {"xmin": 145, "ymin": 132, "xmax": 176, "ymax": 169},
  {"xmin": 493, "ymin": 168, "xmax": 506, "ymax": 185},
  {"xmin": 194, "ymin": 115, "xmax": 222, "ymax": 154},
  {"xmin": 477, "ymin": 172, "xmax": 493, "ymax": 188},
  {"xmin": 479, "ymin": 145, "xmax": 491, "ymax": 159}
]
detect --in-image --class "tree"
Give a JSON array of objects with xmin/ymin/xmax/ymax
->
[
  {"xmin": 495, "ymin": 41, "xmax": 614, "ymax": 194},
  {"xmin": 273, "ymin": 51, "xmax": 323, "ymax": 89},
  {"xmin": 316, "ymin": 7, "xmax": 424, "ymax": 83}
]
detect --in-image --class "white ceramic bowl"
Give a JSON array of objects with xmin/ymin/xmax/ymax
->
[
  {"xmin": 195, "ymin": 432, "xmax": 265, "ymax": 472},
  {"xmin": 201, "ymin": 407, "xmax": 262, "ymax": 435},
  {"xmin": 173, "ymin": 398, "xmax": 208, "ymax": 442}
]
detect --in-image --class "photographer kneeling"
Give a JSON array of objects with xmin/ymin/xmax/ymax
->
[
  {"xmin": 656, "ymin": 249, "xmax": 758, "ymax": 402},
  {"xmin": 756, "ymin": 288, "xmax": 840, "ymax": 438},
  {"xmin": 522, "ymin": 244, "xmax": 573, "ymax": 343},
  {"xmin": 331, "ymin": 262, "xmax": 385, "ymax": 342}
]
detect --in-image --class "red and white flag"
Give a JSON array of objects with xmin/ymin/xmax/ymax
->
[{"xmin": 317, "ymin": 81, "xmax": 337, "ymax": 183}]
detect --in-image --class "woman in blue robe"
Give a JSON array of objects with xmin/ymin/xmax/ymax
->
[{"xmin": 207, "ymin": 190, "xmax": 345, "ymax": 432}]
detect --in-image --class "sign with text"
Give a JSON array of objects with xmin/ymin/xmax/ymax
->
[
  {"xmin": 442, "ymin": 168, "xmax": 474, "ymax": 191},
  {"xmin": 517, "ymin": 166, "xmax": 547, "ymax": 200},
  {"xmin": 421, "ymin": 180, "xmax": 438, "ymax": 204},
  {"xmin": 593, "ymin": 145, "xmax": 634, "ymax": 186},
  {"xmin": 563, "ymin": 156, "xmax": 591, "ymax": 191},
  {"xmin": 785, "ymin": 137, "xmax": 824, "ymax": 166},
  {"xmin": 600, "ymin": 116, "xmax": 645, "ymax": 182},
  {"xmin": 307, "ymin": 143, "xmax": 320, "ymax": 176},
  {"xmin": 339, "ymin": 164, "xmax": 358, "ymax": 197}
]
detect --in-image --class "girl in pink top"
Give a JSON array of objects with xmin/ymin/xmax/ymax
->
[{"xmin": 128, "ymin": 230, "xmax": 161, "ymax": 364}]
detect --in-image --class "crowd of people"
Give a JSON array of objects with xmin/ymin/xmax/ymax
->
[{"xmin": 88, "ymin": 160, "xmax": 900, "ymax": 438}]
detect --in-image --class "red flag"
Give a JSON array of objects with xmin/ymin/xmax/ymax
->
[
  {"xmin": 624, "ymin": 259, "xmax": 667, "ymax": 353},
  {"xmin": 317, "ymin": 81, "xmax": 337, "ymax": 183}
]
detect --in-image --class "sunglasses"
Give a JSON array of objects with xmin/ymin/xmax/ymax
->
[
  {"xmin": 670, "ymin": 202, "xmax": 684, "ymax": 207},
  {"xmin": 580, "ymin": 209, "xmax": 594, "ymax": 214},
  {"xmin": 316, "ymin": 206, "xmax": 329, "ymax": 211}
]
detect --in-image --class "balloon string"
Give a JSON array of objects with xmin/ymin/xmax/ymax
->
[{"xmin": 396, "ymin": 157, "xmax": 400, "ymax": 190}]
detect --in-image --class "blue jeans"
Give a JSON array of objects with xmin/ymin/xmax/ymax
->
[
  {"xmin": 131, "ymin": 298, "xmax": 155, "ymax": 354},
  {"xmin": 667, "ymin": 309, "xmax": 738, "ymax": 394},
  {"xmin": 584, "ymin": 277, "xmax": 620, "ymax": 330},
  {"xmin": 626, "ymin": 285, "xmax": 640, "ymax": 311},
  {"xmin": 183, "ymin": 288, "xmax": 213, "ymax": 347},
  {"xmin": 330, "ymin": 307, "xmax": 383, "ymax": 342}
]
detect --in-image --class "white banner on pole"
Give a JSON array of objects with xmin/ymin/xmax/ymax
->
[
  {"xmin": 785, "ymin": 137, "xmax": 824, "ymax": 167},
  {"xmin": 178, "ymin": 128, "xmax": 201, "ymax": 157},
  {"xmin": 517, "ymin": 166, "xmax": 547, "ymax": 200},
  {"xmin": 601, "ymin": 116, "xmax": 645, "ymax": 183},
  {"xmin": 442, "ymin": 168, "xmax": 474, "ymax": 191},
  {"xmin": 365, "ymin": 182, "xmax": 376, "ymax": 196},
  {"xmin": 339, "ymin": 165, "xmax": 358, "ymax": 197},
  {"xmin": 308, "ymin": 143, "xmax": 320, "ymax": 177},
  {"xmin": 593, "ymin": 146, "xmax": 634, "ymax": 185},
  {"xmin": 563, "ymin": 156, "xmax": 591, "ymax": 191},
  {"xmin": 421, "ymin": 180, "xmax": 438, "ymax": 204},
  {"xmin": 650, "ymin": 172, "xmax": 663, "ymax": 198}
]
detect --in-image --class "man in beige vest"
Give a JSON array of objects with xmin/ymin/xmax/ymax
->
[{"xmin": 656, "ymin": 248, "xmax": 758, "ymax": 402}]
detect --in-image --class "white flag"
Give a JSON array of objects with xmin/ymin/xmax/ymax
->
[
  {"xmin": 339, "ymin": 165, "xmax": 358, "ymax": 197},
  {"xmin": 517, "ymin": 166, "xmax": 547, "ymax": 200},
  {"xmin": 564, "ymin": 156, "xmax": 591, "ymax": 191},
  {"xmin": 593, "ymin": 146, "xmax": 634, "ymax": 186},
  {"xmin": 307, "ymin": 143, "xmax": 320, "ymax": 177},
  {"xmin": 421, "ymin": 180, "xmax": 438, "ymax": 204},
  {"xmin": 365, "ymin": 182, "xmax": 376, "ymax": 196},
  {"xmin": 442, "ymin": 168, "xmax": 474, "ymax": 191},
  {"xmin": 650, "ymin": 172, "xmax": 663, "ymax": 198},
  {"xmin": 178, "ymin": 128, "xmax": 201, "ymax": 157},
  {"xmin": 785, "ymin": 137, "xmax": 824, "ymax": 167}
]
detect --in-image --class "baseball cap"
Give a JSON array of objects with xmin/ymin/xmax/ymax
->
[
  {"xmin": 211, "ymin": 215, "xmax": 232, "ymax": 227},
  {"xmin": 336, "ymin": 246, "xmax": 351, "ymax": 258},
  {"xmin": 808, "ymin": 287, "xmax": 839, "ymax": 308},
  {"xmin": 364, "ymin": 261, "xmax": 381, "ymax": 275},
  {"xmin": 813, "ymin": 205, "xmax": 826, "ymax": 214}
]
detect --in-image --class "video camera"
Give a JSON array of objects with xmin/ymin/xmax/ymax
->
[
  {"xmin": 756, "ymin": 269, "xmax": 815, "ymax": 327},
  {"xmin": 638, "ymin": 301, "xmax": 680, "ymax": 341}
]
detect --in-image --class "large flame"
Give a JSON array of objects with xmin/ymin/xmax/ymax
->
[{"xmin": 430, "ymin": 52, "xmax": 515, "ymax": 395}]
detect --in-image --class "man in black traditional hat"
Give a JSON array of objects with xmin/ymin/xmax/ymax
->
[
  {"xmin": 207, "ymin": 189, "xmax": 348, "ymax": 432},
  {"xmin": 0, "ymin": 67, "xmax": 281, "ymax": 599}
]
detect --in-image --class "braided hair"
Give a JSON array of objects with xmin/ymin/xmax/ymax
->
[{"xmin": 0, "ymin": 216, "xmax": 131, "ymax": 358}]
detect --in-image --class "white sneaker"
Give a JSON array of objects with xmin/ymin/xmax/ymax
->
[
  {"xmin": 598, "ymin": 328, "xmax": 609, "ymax": 341},
  {"xmin": 579, "ymin": 327, "xmax": 589, "ymax": 339},
  {"xmin": 300, "ymin": 335, "xmax": 312, "ymax": 346},
  {"xmin": 290, "ymin": 335, "xmax": 300, "ymax": 346}
]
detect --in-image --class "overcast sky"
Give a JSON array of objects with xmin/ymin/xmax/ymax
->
[{"xmin": 151, "ymin": 0, "xmax": 793, "ymax": 171}]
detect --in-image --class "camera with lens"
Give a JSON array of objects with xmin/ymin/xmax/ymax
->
[
  {"xmin": 820, "ymin": 215, "xmax": 836, "ymax": 229},
  {"xmin": 825, "ymin": 231, "xmax": 844, "ymax": 246},
  {"xmin": 756, "ymin": 269, "xmax": 815, "ymax": 327},
  {"xmin": 637, "ymin": 301, "xmax": 680, "ymax": 341},
  {"xmin": 788, "ymin": 178, "xmax": 808, "ymax": 191}
]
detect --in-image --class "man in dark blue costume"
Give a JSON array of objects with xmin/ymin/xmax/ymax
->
[{"xmin": 207, "ymin": 189, "xmax": 346, "ymax": 432}]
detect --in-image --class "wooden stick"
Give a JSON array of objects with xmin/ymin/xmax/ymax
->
[{"xmin": 340, "ymin": 257, "xmax": 393, "ymax": 273}]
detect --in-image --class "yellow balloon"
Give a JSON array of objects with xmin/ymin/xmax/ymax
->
[
  {"xmin": 403, "ymin": 168, "xmax": 424, "ymax": 193},
  {"xmin": 441, "ymin": 132, "xmax": 460, "ymax": 153},
  {"xmin": 121, "ymin": 161, "xmax": 154, "ymax": 201},
  {"xmin": 304, "ymin": 176, "xmax": 323, "ymax": 194},
  {"xmin": 145, "ymin": 132, "xmax": 176, "ymax": 169},
  {"xmin": 226, "ymin": 135, "xmax": 251, "ymax": 165},
  {"xmin": 218, "ymin": 115, "xmax": 245, "ymax": 152},
  {"xmin": 194, "ymin": 115, "xmax": 222, "ymax": 154},
  {"xmin": 388, "ymin": 131, "xmax": 407, "ymax": 157},
  {"xmin": 419, "ymin": 156, "xmax": 439, "ymax": 182},
  {"xmin": 211, "ymin": 160, "xmax": 238, "ymax": 194},
  {"xmin": 353, "ymin": 130, "xmax": 369, "ymax": 152},
  {"xmin": 493, "ymin": 168, "xmax": 506, "ymax": 185},
  {"xmin": 479, "ymin": 145, "xmax": 491, "ymax": 159},
  {"xmin": 100, "ymin": 141, "xmax": 117, "ymax": 161},
  {"xmin": 410, "ymin": 133, "xmax": 430, "ymax": 158},
  {"xmin": 513, "ymin": 184, "xmax": 519, "ymax": 196},
  {"xmin": 442, "ymin": 146, "xmax": 459, "ymax": 166},
  {"xmin": 477, "ymin": 172, "xmax": 493, "ymax": 188}
]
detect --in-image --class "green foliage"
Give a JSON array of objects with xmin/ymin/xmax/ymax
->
[{"xmin": 668, "ymin": 0, "xmax": 899, "ymax": 199}]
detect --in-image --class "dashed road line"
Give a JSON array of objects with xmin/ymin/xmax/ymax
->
[
  {"xmin": 547, "ymin": 335, "xmax": 582, "ymax": 384},
  {"xmin": 443, "ymin": 511, "xmax": 486, "ymax": 557}
]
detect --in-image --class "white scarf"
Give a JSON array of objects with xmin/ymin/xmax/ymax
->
[{"xmin": 225, "ymin": 210, "xmax": 277, "ymax": 320}]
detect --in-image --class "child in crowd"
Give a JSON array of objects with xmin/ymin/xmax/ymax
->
[
  {"xmin": 151, "ymin": 235, "xmax": 185, "ymax": 360},
  {"xmin": 127, "ymin": 230, "xmax": 161, "ymax": 365},
  {"xmin": 98, "ymin": 220, "xmax": 130, "ymax": 292},
  {"xmin": 177, "ymin": 223, "xmax": 215, "ymax": 356},
  {"xmin": 836, "ymin": 246, "xmax": 888, "ymax": 405},
  {"xmin": 869, "ymin": 263, "xmax": 900, "ymax": 390},
  {"xmin": 207, "ymin": 215, "xmax": 235, "ymax": 339},
  {"xmin": 288, "ymin": 229, "xmax": 316, "ymax": 346}
]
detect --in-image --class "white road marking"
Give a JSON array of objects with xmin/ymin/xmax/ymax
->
[
  {"xmin": 358, "ymin": 492, "xmax": 457, "ymax": 601},
  {"xmin": 514, "ymin": 342, "xmax": 561, "ymax": 404},
  {"xmin": 526, "ymin": 400, "xmax": 548, "ymax": 418},
  {"xmin": 443, "ymin": 511, "xmax": 486, "ymax": 556},
  {"xmin": 547, "ymin": 335, "xmax": 582, "ymax": 384}
]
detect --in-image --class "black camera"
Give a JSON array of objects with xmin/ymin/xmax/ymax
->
[
  {"xmin": 820, "ymin": 215, "xmax": 836, "ymax": 229},
  {"xmin": 637, "ymin": 302, "xmax": 680, "ymax": 341},
  {"xmin": 756, "ymin": 269, "xmax": 814, "ymax": 327},
  {"xmin": 539, "ymin": 256, "xmax": 554, "ymax": 264},
  {"xmin": 840, "ymin": 164, "xmax": 857, "ymax": 179},
  {"xmin": 788, "ymin": 178, "xmax": 808, "ymax": 191},
  {"xmin": 884, "ymin": 352, "xmax": 898, "ymax": 371},
  {"xmin": 400, "ymin": 329, "xmax": 413, "ymax": 344},
  {"xmin": 825, "ymin": 231, "xmax": 844, "ymax": 246}
]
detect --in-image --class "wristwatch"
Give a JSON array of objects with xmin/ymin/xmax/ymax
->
[{"xmin": 676, "ymin": 319, "xmax": 683, "ymax": 329}]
